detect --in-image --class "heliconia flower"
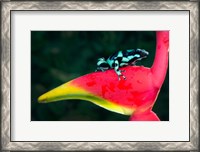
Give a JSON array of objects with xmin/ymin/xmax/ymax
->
[{"xmin": 38, "ymin": 31, "xmax": 169, "ymax": 121}]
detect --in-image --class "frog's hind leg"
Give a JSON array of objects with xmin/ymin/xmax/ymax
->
[{"xmin": 131, "ymin": 62, "xmax": 136, "ymax": 66}]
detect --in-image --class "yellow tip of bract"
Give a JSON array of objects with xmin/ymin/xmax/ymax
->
[
  {"xmin": 38, "ymin": 94, "xmax": 47, "ymax": 103},
  {"xmin": 37, "ymin": 82, "xmax": 84, "ymax": 103},
  {"xmin": 38, "ymin": 82, "xmax": 134, "ymax": 115}
]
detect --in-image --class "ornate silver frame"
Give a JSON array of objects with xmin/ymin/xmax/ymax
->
[{"xmin": 1, "ymin": 1, "xmax": 199, "ymax": 151}]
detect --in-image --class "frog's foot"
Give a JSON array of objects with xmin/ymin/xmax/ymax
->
[
  {"xmin": 117, "ymin": 71, "xmax": 126, "ymax": 80},
  {"xmin": 97, "ymin": 69, "xmax": 106, "ymax": 72},
  {"xmin": 118, "ymin": 74, "xmax": 126, "ymax": 80},
  {"xmin": 115, "ymin": 68, "xmax": 126, "ymax": 80}
]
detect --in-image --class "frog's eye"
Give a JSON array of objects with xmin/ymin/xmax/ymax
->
[{"xmin": 136, "ymin": 49, "xmax": 149, "ymax": 57}]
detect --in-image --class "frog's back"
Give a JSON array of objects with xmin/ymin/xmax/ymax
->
[{"xmin": 108, "ymin": 51, "xmax": 120, "ymax": 60}]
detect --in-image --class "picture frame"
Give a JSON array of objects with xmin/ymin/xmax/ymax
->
[{"xmin": 1, "ymin": 1, "xmax": 199, "ymax": 151}]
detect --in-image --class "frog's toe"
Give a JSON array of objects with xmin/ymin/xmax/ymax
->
[
  {"xmin": 118, "ymin": 74, "xmax": 126, "ymax": 81},
  {"xmin": 121, "ymin": 75, "xmax": 126, "ymax": 80},
  {"xmin": 122, "ymin": 75, "xmax": 126, "ymax": 80}
]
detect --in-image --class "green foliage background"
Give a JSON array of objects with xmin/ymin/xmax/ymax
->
[{"xmin": 31, "ymin": 31, "xmax": 169, "ymax": 121}]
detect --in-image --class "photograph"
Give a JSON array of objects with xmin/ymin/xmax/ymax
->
[
  {"xmin": 1, "ymin": 0, "xmax": 198, "ymax": 150},
  {"xmin": 31, "ymin": 31, "xmax": 169, "ymax": 121}
]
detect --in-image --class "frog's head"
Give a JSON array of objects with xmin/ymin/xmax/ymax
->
[
  {"xmin": 96, "ymin": 57, "xmax": 110, "ymax": 71},
  {"xmin": 136, "ymin": 49, "xmax": 149, "ymax": 59}
]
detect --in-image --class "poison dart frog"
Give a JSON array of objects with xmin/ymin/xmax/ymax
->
[{"xmin": 96, "ymin": 49, "xmax": 149, "ymax": 80}]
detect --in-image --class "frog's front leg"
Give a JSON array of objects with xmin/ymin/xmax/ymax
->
[{"xmin": 114, "ymin": 60, "xmax": 126, "ymax": 80}]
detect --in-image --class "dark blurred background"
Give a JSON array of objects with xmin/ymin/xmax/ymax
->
[{"xmin": 31, "ymin": 31, "xmax": 169, "ymax": 121}]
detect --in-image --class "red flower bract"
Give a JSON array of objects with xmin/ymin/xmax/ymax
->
[{"xmin": 72, "ymin": 66, "xmax": 159, "ymax": 109}]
